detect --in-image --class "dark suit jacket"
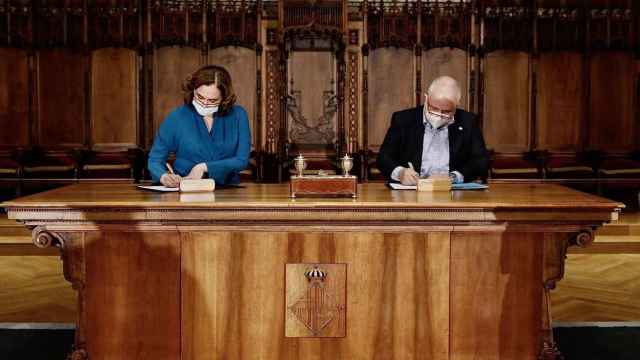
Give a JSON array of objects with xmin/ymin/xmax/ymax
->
[{"xmin": 377, "ymin": 106, "xmax": 489, "ymax": 182}]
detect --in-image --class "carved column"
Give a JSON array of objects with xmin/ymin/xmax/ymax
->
[
  {"xmin": 539, "ymin": 229, "xmax": 594, "ymax": 360},
  {"xmin": 33, "ymin": 227, "xmax": 87, "ymax": 360}
]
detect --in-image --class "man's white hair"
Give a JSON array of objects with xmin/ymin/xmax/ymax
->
[{"xmin": 427, "ymin": 76, "xmax": 462, "ymax": 105}]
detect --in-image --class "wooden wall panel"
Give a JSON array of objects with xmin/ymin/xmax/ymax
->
[
  {"xmin": 91, "ymin": 48, "xmax": 138, "ymax": 148},
  {"xmin": 209, "ymin": 47, "xmax": 257, "ymax": 147},
  {"xmin": 422, "ymin": 48, "xmax": 469, "ymax": 110},
  {"xmin": 36, "ymin": 50, "xmax": 86, "ymax": 147},
  {"xmin": 450, "ymin": 232, "xmax": 542, "ymax": 359},
  {"xmin": 181, "ymin": 231, "xmax": 449, "ymax": 359},
  {"xmin": 85, "ymin": 231, "xmax": 181, "ymax": 358},
  {"xmin": 483, "ymin": 51, "xmax": 530, "ymax": 153},
  {"xmin": 0, "ymin": 49, "xmax": 30, "ymax": 147},
  {"xmin": 588, "ymin": 52, "xmax": 635, "ymax": 152},
  {"xmin": 153, "ymin": 47, "xmax": 202, "ymax": 138},
  {"xmin": 536, "ymin": 52, "xmax": 584, "ymax": 152},
  {"xmin": 368, "ymin": 48, "xmax": 415, "ymax": 150}
]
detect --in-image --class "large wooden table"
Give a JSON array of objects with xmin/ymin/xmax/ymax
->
[{"xmin": 3, "ymin": 182, "xmax": 622, "ymax": 360}]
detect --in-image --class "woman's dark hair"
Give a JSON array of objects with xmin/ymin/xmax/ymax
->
[{"xmin": 182, "ymin": 65, "xmax": 236, "ymax": 116}]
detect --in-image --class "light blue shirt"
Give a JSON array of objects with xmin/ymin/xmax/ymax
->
[
  {"xmin": 148, "ymin": 104, "xmax": 251, "ymax": 185},
  {"xmin": 420, "ymin": 120, "xmax": 450, "ymax": 178}
]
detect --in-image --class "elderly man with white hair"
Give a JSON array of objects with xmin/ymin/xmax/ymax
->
[{"xmin": 377, "ymin": 75, "xmax": 489, "ymax": 185}]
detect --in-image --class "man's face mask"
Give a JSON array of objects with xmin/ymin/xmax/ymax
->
[
  {"xmin": 424, "ymin": 96, "xmax": 454, "ymax": 129},
  {"xmin": 425, "ymin": 111, "xmax": 452, "ymax": 129}
]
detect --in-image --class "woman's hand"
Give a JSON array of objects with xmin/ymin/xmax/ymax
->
[
  {"xmin": 160, "ymin": 173, "xmax": 182, "ymax": 188},
  {"xmin": 186, "ymin": 163, "xmax": 208, "ymax": 180}
]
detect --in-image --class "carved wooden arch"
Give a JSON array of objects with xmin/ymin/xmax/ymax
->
[{"xmin": 276, "ymin": 3, "xmax": 349, "ymax": 165}]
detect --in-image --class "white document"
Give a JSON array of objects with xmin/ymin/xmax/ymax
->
[
  {"xmin": 389, "ymin": 182, "xmax": 489, "ymax": 191},
  {"xmin": 137, "ymin": 185, "xmax": 180, "ymax": 192},
  {"xmin": 389, "ymin": 183, "xmax": 417, "ymax": 190}
]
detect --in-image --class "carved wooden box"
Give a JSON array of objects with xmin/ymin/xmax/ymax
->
[{"xmin": 289, "ymin": 175, "xmax": 357, "ymax": 198}]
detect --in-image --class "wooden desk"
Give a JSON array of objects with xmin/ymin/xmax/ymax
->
[{"xmin": 3, "ymin": 183, "xmax": 622, "ymax": 360}]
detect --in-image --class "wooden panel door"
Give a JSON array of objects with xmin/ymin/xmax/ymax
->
[
  {"xmin": 367, "ymin": 48, "xmax": 415, "ymax": 151},
  {"xmin": 37, "ymin": 50, "xmax": 86, "ymax": 147},
  {"xmin": 91, "ymin": 48, "xmax": 138, "ymax": 148},
  {"xmin": 422, "ymin": 48, "xmax": 469, "ymax": 110},
  {"xmin": 0, "ymin": 49, "xmax": 30, "ymax": 147},
  {"xmin": 152, "ymin": 46, "xmax": 202, "ymax": 139},
  {"xmin": 588, "ymin": 52, "xmax": 635, "ymax": 152},
  {"xmin": 483, "ymin": 51, "xmax": 530, "ymax": 153},
  {"xmin": 536, "ymin": 52, "xmax": 584, "ymax": 152}
]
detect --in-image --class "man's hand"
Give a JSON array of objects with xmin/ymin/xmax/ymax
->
[
  {"xmin": 185, "ymin": 163, "xmax": 208, "ymax": 180},
  {"xmin": 160, "ymin": 173, "xmax": 182, "ymax": 188},
  {"xmin": 399, "ymin": 167, "xmax": 419, "ymax": 186}
]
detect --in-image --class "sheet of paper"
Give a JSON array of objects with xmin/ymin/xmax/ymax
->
[
  {"xmin": 389, "ymin": 183, "xmax": 417, "ymax": 190},
  {"xmin": 389, "ymin": 182, "xmax": 488, "ymax": 190},
  {"xmin": 137, "ymin": 185, "xmax": 179, "ymax": 192}
]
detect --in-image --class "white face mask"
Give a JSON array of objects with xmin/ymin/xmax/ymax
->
[
  {"xmin": 424, "ymin": 110, "xmax": 453, "ymax": 129},
  {"xmin": 192, "ymin": 99, "xmax": 218, "ymax": 117}
]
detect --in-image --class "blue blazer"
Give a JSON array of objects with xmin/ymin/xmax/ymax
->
[{"xmin": 148, "ymin": 104, "xmax": 251, "ymax": 185}]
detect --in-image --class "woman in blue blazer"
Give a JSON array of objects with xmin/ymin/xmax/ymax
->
[{"xmin": 148, "ymin": 65, "xmax": 251, "ymax": 187}]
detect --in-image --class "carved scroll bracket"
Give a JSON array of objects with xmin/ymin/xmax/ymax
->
[
  {"xmin": 544, "ymin": 228, "xmax": 594, "ymax": 291},
  {"xmin": 33, "ymin": 226, "xmax": 64, "ymax": 249},
  {"xmin": 69, "ymin": 348, "xmax": 88, "ymax": 360},
  {"xmin": 33, "ymin": 227, "xmax": 85, "ymax": 292}
]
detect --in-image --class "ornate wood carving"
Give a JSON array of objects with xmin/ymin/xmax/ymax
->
[
  {"xmin": 348, "ymin": 29, "xmax": 358, "ymax": 45},
  {"xmin": 287, "ymin": 88, "xmax": 337, "ymax": 144},
  {"xmin": 347, "ymin": 50, "xmax": 358, "ymax": 153},
  {"xmin": 89, "ymin": 0, "xmax": 141, "ymax": 49},
  {"xmin": 34, "ymin": 2, "xmax": 65, "ymax": 48},
  {"xmin": 285, "ymin": 263, "xmax": 346, "ymax": 337},
  {"xmin": 32, "ymin": 226, "xmax": 85, "ymax": 288},
  {"xmin": 482, "ymin": 4, "xmax": 531, "ymax": 52},
  {"xmin": 367, "ymin": 0, "xmax": 417, "ymax": 50},
  {"xmin": 537, "ymin": 6, "xmax": 584, "ymax": 52},
  {"xmin": 266, "ymin": 27, "xmax": 278, "ymax": 45},
  {"xmin": 3, "ymin": 0, "xmax": 33, "ymax": 47},
  {"xmin": 209, "ymin": 0, "xmax": 258, "ymax": 49},
  {"xmin": 265, "ymin": 49, "xmax": 281, "ymax": 154},
  {"xmin": 186, "ymin": 0, "xmax": 205, "ymax": 49},
  {"xmin": 588, "ymin": 6, "xmax": 634, "ymax": 51},
  {"xmin": 421, "ymin": 0, "xmax": 472, "ymax": 51},
  {"xmin": 282, "ymin": 0, "xmax": 343, "ymax": 31},
  {"xmin": 150, "ymin": 0, "xmax": 189, "ymax": 46}
]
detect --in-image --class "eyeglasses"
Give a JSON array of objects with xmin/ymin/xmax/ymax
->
[
  {"xmin": 426, "ymin": 100, "xmax": 454, "ymax": 120},
  {"xmin": 194, "ymin": 91, "xmax": 220, "ymax": 106}
]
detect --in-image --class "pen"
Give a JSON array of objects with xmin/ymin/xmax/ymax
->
[{"xmin": 166, "ymin": 163, "xmax": 175, "ymax": 175}]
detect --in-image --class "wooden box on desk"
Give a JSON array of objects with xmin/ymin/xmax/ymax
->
[{"xmin": 290, "ymin": 175, "xmax": 357, "ymax": 198}]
